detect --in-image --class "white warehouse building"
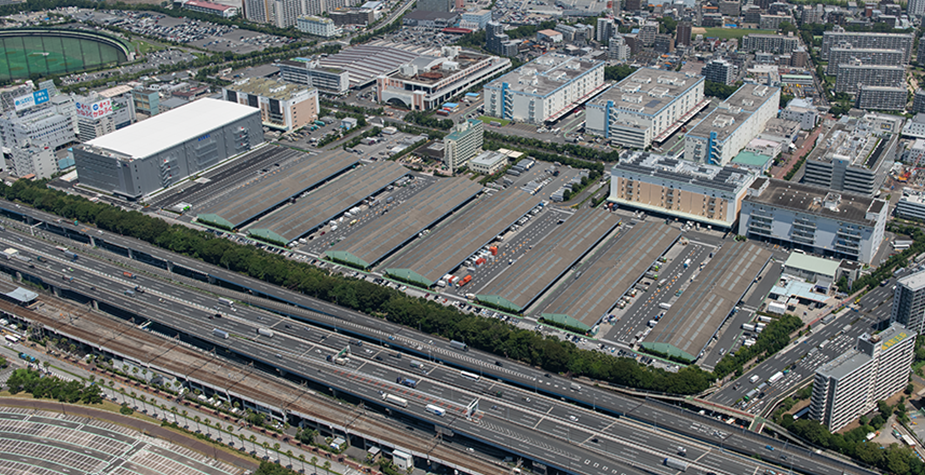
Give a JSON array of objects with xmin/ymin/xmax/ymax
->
[
  {"xmin": 684, "ymin": 83, "xmax": 780, "ymax": 166},
  {"xmin": 483, "ymin": 53, "xmax": 606, "ymax": 125},
  {"xmin": 585, "ymin": 68, "xmax": 708, "ymax": 149}
]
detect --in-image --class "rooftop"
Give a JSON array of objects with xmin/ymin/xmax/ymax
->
[
  {"xmin": 816, "ymin": 348, "xmax": 870, "ymax": 381},
  {"xmin": 389, "ymin": 50, "xmax": 499, "ymax": 86},
  {"xmin": 805, "ymin": 114, "xmax": 893, "ymax": 168},
  {"xmin": 184, "ymin": 0, "xmax": 235, "ymax": 11},
  {"xmin": 79, "ymin": 98, "xmax": 257, "ymax": 161},
  {"xmin": 877, "ymin": 323, "xmax": 914, "ymax": 352},
  {"xmin": 404, "ymin": 10, "xmax": 459, "ymax": 21},
  {"xmin": 224, "ymin": 77, "xmax": 314, "ymax": 101},
  {"xmin": 783, "ymin": 252, "xmax": 842, "ymax": 277},
  {"xmin": 761, "ymin": 117, "xmax": 800, "ymax": 138},
  {"xmin": 898, "ymin": 268, "xmax": 925, "ymax": 291},
  {"xmin": 746, "ymin": 178, "xmax": 887, "ymax": 226},
  {"xmin": 589, "ymin": 68, "xmax": 704, "ymax": 116},
  {"xmin": 314, "ymin": 43, "xmax": 423, "ymax": 88},
  {"xmin": 687, "ymin": 83, "xmax": 779, "ymax": 143},
  {"xmin": 485, "ymin": 53, "xmax": 602, "ymax": 98},
  {"xmin": 731, "ymin": 151, "xmax": 772, "ymax": 168},
  {"xmin": 613, "ymin": 151, "xmax": 756, "ymax": 194}
]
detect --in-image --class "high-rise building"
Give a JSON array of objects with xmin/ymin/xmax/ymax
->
[
  {"xmin": 443, "ymin": 119, "xmax": 484, "ymax": 173},
  {"xmin": 624, "ymin": 0, "xmax": 640, "ymax": 11},
  {"xmin": 244, "ymin": 0, "xmax": 270, "ymax": 22},
  {"xmin": 856, "ymin": 86, "xmax": 907, "ymax": 111},
  {"xmin": 810, "ymin": 324, "xmax": 915, "ymax": 431},
  {"xmin": 834, "ymin": 63, "xmax": 905, "ymax": 94},
  {"xmin": 914, "ymin": 89, "xmax": 925, "ymax": 113},
  {"xmin": 741, "ymin": 34, "xmax": 800, "ymax": 53},
  {"xmin": 301, "ymin": 0, "xmax": 324, "ymax": 16},
  {"xmin": 638, "ymin": 22, "xmax": 658, "ymax": 46},
  {"xmin": 486, "ymin": 21, "xmax": 519, "ymax": 56},
  {"xmin": 826, "ymin": 47, "xmax": 905, "ymax": 74},
  {"xmin": 892, "ymin": 271, "xmax": 925, "ymax": 334},
  {"xmin": 676, "ymin": 21, "xmax": 692, "ymax": 46},
  {"xmin": 821, "ymin": 31, "xmax": 914, "ymax": 63},
  {"xmin": 608, "ymin": 35, "xmax": 629, "ymax": 60},
  {"xmin": 596, "ymin": 17, "xmax": 615, "ymax": 43},
  {"xmin": 272, "ymin": 0, "xmax": 302, "ymax": 27},
  {"xmin": 910, "ymin": 0, "xmax": 925, "ymax": 17},
  {"xmin": 8, "ymin": 142, "xmax": 57, "ymax": 179},
  {"xmin": 702, "ymin": 59, "xmax": 735, "ymax": 85}
]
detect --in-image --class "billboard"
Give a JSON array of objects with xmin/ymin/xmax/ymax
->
[
  {"xmin": 75, "ymin": 98, "xmax": 113, "ymax": 119},
  {"xmin": 13, "ymin": 89, "xmax": 50, "ymax": 111}
]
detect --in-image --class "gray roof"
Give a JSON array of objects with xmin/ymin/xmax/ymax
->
[
  {"xmin": 5, "ymin": 287, "xmax": 37, "ymax": 303},
  {"xmin": 746, "ymin": 178, "xmax": 885, "ymax": 226},
  {"xmin": 898, "ymin": 268, "xmax": 925, "ymax": 291},
  {"xmin": 687, "ymin": 83, "xmax": 779, "ymax": 143},
  {"xmin": 816, "ymin": 349, "xmax": 871, "ymax": 381},
  {"xmin": 589, "ymin": 68, "xmax": 703, "ymax": 116},
  {"xmin": 613, "ymin": 151, "xmax": 755, "ymax": 194},
  {"xmin": 485, "ymin": 52, "xmax": 602, "ymax": 98}
]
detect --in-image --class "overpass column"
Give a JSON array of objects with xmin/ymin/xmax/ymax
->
[
  {"xmin": 52, "ymin": 285, "xmax": 61, "ymax": 298},
  {"xmin": 14, "ymin": 271, "xmax": 21, "ymax": 282},
  {"xmin": 166, "ymin": 261, "xmax": 174, "ymax": 272},
  {"xmin": 127, "ymin": 248, "xmax": 133, "ymax": 259},
  {"xmin": 91, "ymin": 299, "xmax": 99, "ymax": 310},
  {"xmin": 88, "ymin": 236, "xmax": 95, "ymax": 247}
]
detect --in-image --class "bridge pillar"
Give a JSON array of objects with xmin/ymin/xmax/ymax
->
[
  {"xmin": 92, "ymin": 300, "xmax": 99, "ymax": 310},
  {"xmin": 88, "ymin": 236, "xmax": 95, "ymax": 247}
]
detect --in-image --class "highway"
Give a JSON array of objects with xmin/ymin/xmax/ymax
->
[{"xmin": 0, "ymin": 200, "xmax": 877, "ymax": 475}]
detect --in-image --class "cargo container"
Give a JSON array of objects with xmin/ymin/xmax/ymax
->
[
  {"xmin": 258, "ymin": 328, "xmax": 274, "ymax": 338},
  {"xmin": 742, "ymin": 323, "xmax": 756, "ymax": 331},
  {"xmin": 436, "ymin": 280, "xmax": 447, "ymax": 287},
  {"xmin": 383, "ymin": 393, "xmax": 408, "ymax": 407},
  {"xmin": 767, "ymin": 301, "xmax": 786, "ymax": 315},
  {"xmin": 664, "ymin": 458, "xmax": 688, "ymax": 471},
  {"xmin": 757, "ymin": 316, "xmax": 773, "ymax": 323},
  {"xmin": 213, "ymin": 328, "xmax": 229, "ymax": 339},
  {"xmin": 744, "ymin": 389, "xmax": 758, "ymax": 401},
  {"xmin": 124, "ymin": 290, "xmax": 135, "ymax": 296},
  {"xmin": 459, "ymin": 275, "xmax": 472, "ymax": 286},
  {"xmin": 425, "ymin": 404, "xmax": 446, "ymax": 416},
  {"xmin": 489, "ymin": 246, "xmax": 498, "ymax": 256},
  {"xmin": 450, "ymin": 340, "xmax": 469, "ymax": 351}
]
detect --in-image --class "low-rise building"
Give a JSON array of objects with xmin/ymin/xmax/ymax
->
[
  {"xmin": 902, "ymin": 112, "xmax": 925, "ymax": 138},
  {"xmin": 277, "ymin": 59, "xmax": 350, "ymax": 95},
  {"xmin": 176, "ymin": 0, "xmax": 238, "ymax": 17},
  {"xmin": 461, "ymin": 9, "xmax": 492, "ymax": 29},
  {"xmin": 856, "ymin": 86, "xmax": 908, "ymax": 111},
  {"xmin": 586, "ymin": 68, "xmax": 707, "ymax": 149},
  {"xmin": 377, "ymin": 48, "xmax": 510, "ymax": 111},
  {"xmin": 537, "ymin": 29, "xmax": 563, "ymax": 43},
  {"xmin": 222, "ymin": 77, "xmax": 319, "ymax": 132},
  {"xmin": 684, "ymin": 83, "xmax": 781, "ymax": 166},
  {"xmin": 782, "ymin": 252, "xmax": 841, "ymax": 284},
  {"xmin": 780, "ymin": 98, "xmax": 818, "ymax": 130},
  {"xmin": 730, "ymin": 151, "xmax": 773, "ymax": 173},
  {"xmin": 469, "ymin": 150, "xmax": 508, "ymax": 174},
  {"xmin": 610, "ymin": 151, "xmax": 757, "ymax": 228},
  {"xmin": 328, "ymin": 9, "xmax": 376, "ymax": 26},
  {"xmin": 739, "ymin": 177, "xmax": 888, "ymax": 263},
  {"xmin": 896, "ymin": 189, "xmax": 925, "ymax": 220},
  {"xmin": 132, "ymin": 88, "xmax": 160, "ymax": 116},
  {"xmin": 297, "ymin": 16, "xmax": 342, "ymax": 37}
]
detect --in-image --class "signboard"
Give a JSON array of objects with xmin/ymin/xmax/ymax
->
[
  {"xmin": 13, "ymin": 89, "xmax": 50, "ymax": 111},
  {"xmin": 75, "ymin": 98, "xmax": 113, "ymax": 119}
]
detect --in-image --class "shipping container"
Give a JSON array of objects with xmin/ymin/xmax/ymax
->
[
  {"xmin": 742, "ymin": 323, "xmax": 756, "ymax": 331},
  {"xmin": 489, "ymin": 246, "xmax": 498, "ymax": 256},
  {"xmin": 459, "ymin": 275, "xmax": 472, "ymax": 286},
  {"xmin": 757, "ymin": 316, "xmax": 773, "ymax": 323},
  {"xmin": 213, "ymin": 328, "xmax": 229, "ymax": 339}
]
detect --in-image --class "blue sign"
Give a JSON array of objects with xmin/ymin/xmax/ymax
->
[{"xmin": 32, "ymin": 89, "xmax": 49, "ymax": 106}]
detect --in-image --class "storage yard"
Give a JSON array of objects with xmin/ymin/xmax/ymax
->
[
  {"xmin": 475, "ymin": 208, "xmax": 621, "ymax": 313},
  {"xmin": 540, "ymin": 220, "xmax": 681, "ymax": 331}
]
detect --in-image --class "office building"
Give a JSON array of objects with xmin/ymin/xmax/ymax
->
[
  {"xmin": 297, "ymin": 15, "xmax": 342, "ymax": 37},
  {"xmin": 903, "ymin": 113, "xmax": 925, "ymax": 138},
  {"xmin": 73, "ymin": 85, "xmax": 137, "ymax": 142},
  {"xmin": 896, "ymin": 189, "xmax": 925, "ymax": 225},
  {"xmin": 826, "ymin": 47, "xmax": 906, "ymax": 75},
  {"xmin": 741, "ymin": 34, "xmax": 800, "ymax": 54},
  {"xmin": 913, "ymin": 90, "xmax": 925, "ymax": 113},
  {"xmin": 443, "ymin": 118, "xmax": 483, "ymax": 173},
  {"xmin": 462, "ymin": 9, "xmax": 492, "ymax": 29},
  {"xmin": 834, "ymin": 63, "xmax": 905, "ymax": 94},
  {"xmin": 676, "ymin": 21, "xmax": 692, "ymax": 47},
  {"xmin": 821, "ymin": 31, "xmax": 914, "ymax": 63},
  {"xmin": 586, "ymin": 68, "xmax": 706, "ymax": 149},
  {"xmin": 780, "ymin": 98, "xmax": 818, "ymax": 130},
  {"xmin": 8, "ymin": 142, "xmax": 57, "ymax": 179},
  {"xmin": 802, "ymin": 113, "xmax": 899, "ymax": 196},
  {"xmin": 856, "ymin": 86, "xmax": 907, "ymax": 111},
  {"xmin": 483, "ymin": 53, "xmax": 606, "ymax": 124},
  {"xmin": 177, "ymin": 0, "xmax": 239, "ymax": 17},
  {"xmin": 610, "ymin": 151, "xmax": 757, "ymax": 228},
  {"xmin": 684, "ymin": 83, "xmax": 780, "ymax": 166},
  {"xmin": 377, "ymin": 48, "xmax": 510, "ymax": 111},
  {"xmin": 0, "ymin": 107, "xmax": 75, "ymax": 151},
  {"xmin": 223, "ymin": 77, "xmax": 319, "ymax": 132},
  {"xmin": 653, "ymin": 34, "xmax": 674, "ymax": 54},
  {"xmin": 486, "ymin": 21, "xmax": 519, "ymax": 56},
  {"xmin": 132, "ymin": 88, "xmax": 161, "ymax": 116},
  {"xmin": 810, "ymin": 324, "xmax": 915, "ymax": 431},
  {"xmin": 893, "ymin": 270, "xmax": 925, "ymax": 334},
  {"xmin": 277, "ymin": 59, "xmax": 350, "ymax": 95},
  {"xmin": 739, "ymin": 177, "xmax": 888, "ymax": 263},
  {"xmin": 910, "ymin": 0, "xmax": 925, "ymax": 17},
  {"xmin": 638, "ymin": 22, "xmax": 658, "ymax": 46},
  {"xmin": 596, "ymin": 17, "xmax": 615, "ymax": 43},
  {"xmin": 608, "ymin": 35, "xmax": 629, "ymax": 61},
  {"xmin": 328, "ymin": 9, "xmax": 376, "ymax": 26},
  {"xmin": 0, "ymin": 83, "xmax": 35, "ymax": 113},
  {"xmin": 469, "ymin": 150, "xmax": 508, "ymax": 174},
  {"xmin": 74, "ymin": 98, "xmax": 263, "ymax": 200},
  {"xmin": 702, "ymin": 59, "xmax": 735, "ymax": 85},
  {"xmin": 417, "ymin": 0, "xmax": 451, "ymax": 12}
]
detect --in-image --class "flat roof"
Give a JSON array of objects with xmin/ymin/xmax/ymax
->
[
  {"xmin": 640, "ymin": 241, "xmax": 772, "ymax": 363},
  {"xmin": 476, "ymin": 208, "xmax": 621, "ymax": 313},
  {"xmin": 686, "ymin": 83, "xmax": 779, "ymax": 143},
  {"xmin": 542, "ymin": 220, "xmax": 680, "ymax": 329},
  {"xmin": 246, "ymin": 161, "xmax": 407, "ymax": 244},
  {"xmin": 589, "ymin": 68, "xmax": 703, "ymax": 116},
  {"xmin": 80, "ymin": 98, "xmax": 258, "ymax": 160},
  {"xmin": 731, "ymin": 151, "xmax": 772, "ymax": 168},
  {"xmin": 807, "ymin": 114, "xmax": 896, "ymax": 168},
  {"xmin": 783, "ymin": 253, "xmax": 841, "ymax": 277},
  {"xmin": 225, "ymin": 77, "xmax": 314, "ymax": 101},
  {"xmin": 816, "ymin": 349, "xmax": 870, "ymax": 381},
  {"xmin": 614, "ymin": 151, "xmax": 755, "ymax": 194},
  {"xmin": 485, "ymin": 52, "xmax": 602, "ymax": 98},
  {"xmin": 326, "ymin": 177, "xmax": 483, "ymax": 268},
  {"xmin": 898, "ymin": 268, "xmax": 925, "ymax": 291},
  {"xmin": 746, "ymin": 178, "xmax": 885, "ymax": 226},
  {"xmin": 5, "ymin": 287, "xmax": 38, "ymax": 303},
  {"xmin": 185, "ymin": 0, "xmax": 234, "ymax": 11},
  {"xmin": 197, "ymin": 149, "xmax": 359, "ymax": 229},
  {"xmin": 384, "ymin": 187, "xmax": 541, "ymax": 287},
  {"xmin": 389, "ymin": 51, "xmax": 499, "ymax": 86},
  {"xmin": 315, "ymin": 44, "xmax": 422, "ymax": 88}
]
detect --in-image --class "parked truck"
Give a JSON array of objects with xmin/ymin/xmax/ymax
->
[
  {"xmin": 659, "ymin": 302, "xmax": 672, "ymax": 310},
  {"xmin": 257, "ymin": 328, "xmax": 274, "ymax": 338}
]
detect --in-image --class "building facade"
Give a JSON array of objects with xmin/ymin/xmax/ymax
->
[
  {"xmin": 0, "ymin": 107, "xmax": 75, "ymax": 151},
  {"xmin": 179, "ymin": 0, "xmax": 239, "ymax": 17},
  {"xmin": 856, "ymin": 86, "xmax": 907, "ymax": 111},
  {"xmin": 461, "ymin": 9, "xmax": 492, "ymax": 28},
  {"xmin": 74, "ymin": 99, "xmax": 263, "ymax": 200},
  {"xmin": 610, "ymin": 151, "xmax": 756, "ymax": 228},
  {"xmin": 810, "ymin": 324, "xmax": 915, "ymax": 431},
  {"xmin": 834, "ymin": 63, "xmax": 905, "ymax": 95},
  {"xmin": 702, "ymin": 59, "xmax": 735, "ymax": 85},
  {"xmin": 739, "ymin": 178, "xmax": 888, "ymax": 263},
  {"xmin": 826, "ymin": 47, "xmax": 905, "ymax": 75},
  {"xmin": 223, "ymin": 77, "xmax": 319, "ymax": 132},
  {"xmin": 684, "ymin": 83, "xmax": 780, "ymax": 166},
  {"xmin": 483, "ymin": 53, "xmax": 605, "ymax": 124},
  {"xmin": 586, "ymin": 68, "xmax": 706, "ymax": 149},
  {"xmin": 297, "ymin": 15, "xmax": 342, "ymax": 37},
  {"xmin": 8, "ymin": 142, "xmax": 56, "ymax": 179},
  {"xmin": 741, "ymin": 34, "xmax": 800, "ymax": 53},
  {"xmin": 132, "ymin": 88, "xmax": 160, "ymax": 116},
  {"xmin": 779, "ymin": 98, "xmax": 818, "ymax": 130},
  {"xmin": 278, "ymin": 60, "xmax": 350, "ymax": 95},
  {"xmin": 443, "ymin": 118, "xmax": 484, "ymax": 173},
  {"xmin": 892, "ymin": 270, "xmax": 925, "ymax": 334},
  {"xmin": 821, "ymin": 31, "xmax": 914, "ymax": 63}
]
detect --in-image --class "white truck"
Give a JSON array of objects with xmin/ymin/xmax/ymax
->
[
  {"xmin": 749, "ymin": 374, "xmax": 760, "ymax": 384},
  {"xmin": 663, "ymin": 457, "xmax": 688, "ymax": 471},
  {"xmin": 768, "ymin": 371, "xmax": 785, "ymax": 384},
  {"xmin": 382, "ymin": 393, "xmax": 408, "ymax": 407},
  {"xmin": 659, "ymin": 302, "xmax": 672, "ymax": 310}
]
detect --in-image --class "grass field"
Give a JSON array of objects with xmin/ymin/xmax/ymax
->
[
  {"xmin": 698, "ymin": 27, "xmax": 777, "ymax": 39},
  {"xmin": 478, "ymin": 115, "xmax": 510, "ymax": 126},
  {"xmin": 132, "ymin": 39, "xmax": 164, "ymax": 55}
]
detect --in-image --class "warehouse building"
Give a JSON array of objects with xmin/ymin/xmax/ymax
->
[
  {"xmin": 610, "ymin": 151, "xmax": 757, "ymax": 228},
  {"xmin": 739, "ymin": 178, "xmax": 888, "ymax": 264},
  {"xmin": 376, "ymin": 47, "xmax": 510, "ymax": 111},
  {"xmin": 585, "ymin": 68, "xmax": 707, "ymax": 149},
  {"xmin": 802, "ymin": 113, "xmax": 899, "ymax": 196},
  {"xmin": 483, "ymin": 53, "xmax": 606, "ymax": 124},
  {"xmin": 74, "ymin": 98, "xmax": 263, "ymax": 200},
  {"xmin": 684, "ymin": 83, "xmax": 780, "ymax": 166},
  {"xmin": 810, "ymin": 324, "xmax": 915, "ymax": 431},
  {"xmin": 223, "ymin": 77, "xmax": 319, "ymax": 132},
  {"xmin": 821, "ymin": 31, "xmax": 914, "ymax": 63}
]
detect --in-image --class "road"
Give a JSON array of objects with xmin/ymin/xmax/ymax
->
[{"xmin": 0, "ymin": 200, "xmax": 877, "ymax": 475}]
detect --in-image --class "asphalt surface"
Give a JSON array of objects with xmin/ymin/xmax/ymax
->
[{"xmin": 0, "ymin": 201, "xmax": 878, "ymax": 475}]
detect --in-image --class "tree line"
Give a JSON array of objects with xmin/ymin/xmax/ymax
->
[
  {"xmin": 483, "ymin": 131, "xmax": 621, "ymax": 162},
  {"xmin": 5, "ymin": 368, "xmax": 103, "ymax": 404}
]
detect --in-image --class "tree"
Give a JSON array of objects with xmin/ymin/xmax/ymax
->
[
  {"xmin": 604, "ymin": 65, "xmax": 637, "ymax": 82},
  {"xmin": 906, "ymin": 383, "xmax": 915, "ymax": 395},
  {"xmin": 322, "ymin": 460, "xmax": 331, "ymax": 475},
  {"xmin": 704, "ymin": 80, "xmax": 739, "ymax": 99},
  {"xmin": 658, "ymin": 16, "xmax": 677, "ymax": 35}
]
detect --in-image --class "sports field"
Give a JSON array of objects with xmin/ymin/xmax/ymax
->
[{"xmin": 0, "ymin": 31, "xmax": 127, "ymax": 82}]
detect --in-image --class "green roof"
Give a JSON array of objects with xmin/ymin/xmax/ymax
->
[
  {"xmin": 540, "ymin": 313, "xmax": 591, "ymax": 332},
  {"xmin": 637, "ymin": 342, "xmax": 695, "ymax": 363},
  {"xmin": 384, "ymin": 268, "xmax": 433, "ymax": 287},
  {"xmin": 783, "ymin": 252, "xmax": 841, "ymax": 278},
  {"xmin": 325, "ymin": 250, "xmax": 370, "ymax": 269},
  {"xmin": 477, "ymin": 294, "xmax": 521, "ymax": 313},
  {"xmin": 247, "ymin": 228, "xmax": 289, "ymax": 246},
  {"xmin": 196, "ymin": 213, "xmax": 235, "ymax": 230},
  {"xmin": 731, "ymin": 151, "xmax": 772, "ymax": 168}
]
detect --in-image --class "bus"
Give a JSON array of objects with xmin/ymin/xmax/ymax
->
[
  {"xmin": 460, "ymin": 371, "xmax": 480, "ymax": 381},
  {"xmin": 4, "ymin": 334, "xmax": 19, "ymax": 344}
]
